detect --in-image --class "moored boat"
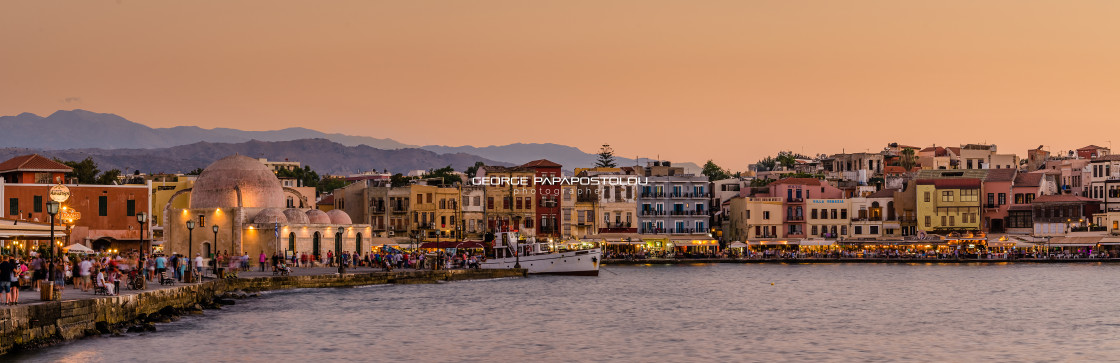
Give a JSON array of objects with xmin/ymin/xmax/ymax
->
[{"xmin": 481, "ymin": 232, "xmax": 601, "ymax": 276}]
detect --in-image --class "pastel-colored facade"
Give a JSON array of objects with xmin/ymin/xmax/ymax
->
[
  {"xmin": 477, "ymin": 165, "xmax": 536, "ymax": 235},
  {"xmin": 726, "ymin": 196, "xmax": 784, "ymax": 241},
  {"xmin": 982, "ymin": 169, "xmax": 1017, "ymax": 233},
  {"xmin": 1077, "ymin": 145, "xmax": 1111, "ymax": 159},
  {"xmin": 1031, "ymin": 195, "xmax": 1101, "ymax": 236},
  {"xmin": 460, "ymin": 185, "xmax": 486, "ymax": 240},
  {"xmin": 768, "ymin": 178, "xmax": 843, "ymax": 238},
  {"xmin": 638, "ymin": 175, "xmax": 708, "ymax": 235},
  {"xmin": 1087, "ymin": 155, "xmax": 1120, "ymax": 213},
  {"xmin": 959, "ymin": 144, "xmax": 1019, "ymax": 170},
  {"xmin": 409, "ymin": 184, "xmax": 461, "ymax": 242},
  {"xmin": 823, "ymin": 153, "xmax": 884, "ymax": 183},
  {"xmin": 916, "ymin": 178, "xmax": 983, "ymax": 233},
  {"xmin": 1006, "ymin": 173, "xmax": 1045, "ymax": 234},
  {"xmin": 559, "ymin": 183, "xmax": 597, "ymax": 239},
  {"xmin": 1026, "ymin": 147, "xmax": 1050, "ymax": 172},
  {"xmin": 1043, "ymin": 158, "xmax": 1091, "ymax": 197},
  {"xmin": 847, "ymin": 188, "xmax": 900, "ymax": 239},
  {"xmin": 806, "ymin": 198, "xmax": 849, "ymax": 238},
  {"xmin": 918, "ymin": 146, "xmax": 953, "ymax": 170},
  {"xmin": 521, "ymin": 159, "xmax": 563, "ymax": 239}
]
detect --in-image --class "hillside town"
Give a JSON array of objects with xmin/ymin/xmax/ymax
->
[{"xmin": 2, "ymin": 142, "xmax": 1119, "ymax": 261}]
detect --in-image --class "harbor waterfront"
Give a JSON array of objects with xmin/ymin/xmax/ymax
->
[
  {"xmin": 0, "ymin": 267, "xmax": 526, "ymax": 356},
  {"xmin": 9, "ymin": 263, "xmax": 1120, "ymax": 362}
]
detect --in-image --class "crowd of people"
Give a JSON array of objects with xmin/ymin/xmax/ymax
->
[{"xmin": 278, "ymin": 249, "xmax": 485, "ymax": 272}]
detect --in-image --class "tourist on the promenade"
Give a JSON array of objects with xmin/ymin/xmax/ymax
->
[
  {"xmin": 31, "ymin": 255, "xmax": 44, "ymax": 292},
  {"xmin": 52, "ymin": 259, "xmax": 65, "ymax": 292},
  {"xmin": 241, "ymin": 252, "xmax": 250, "ymax": 271},
  {"xmin": 78, "ymin": 257, "xmax": 93, "ymax": 292},
  {"xmin": 155, "ymin": 254, "xmax": 167, "ymax": 281},
  {"xmin": 96, "ymin": 268, "xmax": 114, "ymax": 295},
  {"xmin": 193, "ymin": 253, "xmax": 204, "ymax": 281},
  {"xmin": 259, "ymin": 251, "xmax": 267, "ymax": 272},
  {"xmin": 11, "ymin": 257, "xmax": 25, "ymax": 304},
  {"xmin": 1, "ymin": 257, "xmax": 14, "ymax": 305}
]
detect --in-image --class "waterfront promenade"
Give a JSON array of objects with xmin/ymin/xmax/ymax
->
[{"xmin": 0, "ymin": 266, "xmax": 415, "ymax": 308}]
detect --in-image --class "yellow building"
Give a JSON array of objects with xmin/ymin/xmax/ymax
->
[
  {"xmin": 409, "ymin": 184, "xmax": 462, "ymax": 242},
  {"xmin": 477, "ymin": 166, "xmax": 536, "ymax": 236},
  {"xmin": 727, "ymin": 196, "xmax": 785, "ymax": 241},
  {"xmin": 916, "ymin": 178, "xmax": 983, "ymax": 233},
  {"xmin": 560, "ymin": 184, "xmax": 597, "ymax": 239}
]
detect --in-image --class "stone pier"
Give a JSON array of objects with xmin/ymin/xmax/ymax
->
[{"xmin": 0, "ymin": 268, "xmax": 526, "ymax": 356}]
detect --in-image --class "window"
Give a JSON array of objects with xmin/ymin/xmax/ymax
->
[
  {"xmin": 854, "ymin": 226, "xmax": 863, "ymax": 235},
  {"xmin": 811, "ymin": 226, "xmax": 818, "ymax": 235},
  {"xmin": 870, "ymin": 226, "xmax": 879, "ymax": 235},
  {"xmin": 999, "ymin": 193, "xmax": 1007, "ymax": 205},
  {"xmin": 840, "ymin": 209, "xmax": 847, "ymax": 219},
  {"xmin": 925, "ymin": 216, "xmax": 931, "ymax": 227},
  {"xmin": 487, "ymin": 197, "xmax": 494, "ymax": 209},
  {"xmin": 960, "ymin": 189, "xmax": 978, "ymax": 202},
  {"xmin": 949, "ymin": 216, "xmax": 955, "ymax": 226},
  {"xmin": 8, "ymin": 198, "xmax": 17, "ymax": 215},
  {"xmin": 763, "ymin": 211, "xmax": 770, "ymax": 220},
  {"xmin": 924, "ymin": 192, "xmax": 931, "ymax": 202},
  {"xmin": 831, "ymin": 209, "xmax": 838, "ymax": 219},
  {"xmin": 941, "ymin": 216, "xmax": 947, "ymax": 226},
  {"xmin": 33, "ymin": 196, "xmax": 43, "ymax": 213},
  {"xmin": 516, "ymin": 198, "xmax": 523, "ymax": 210},
  {"xmin": 426, "ymin": 193, "xmax": 433, "ymax": 203},
  {"xmin": 840, "ymin": 226, "xmax": 847, "ymax": 235},
  {"xmin": 987, "ymin": 193, "xmax": 995, "ymax": 206},
  {"xmin": 99, "ymin": 196, "xmax": 108, "ymax": 216},
  {"xmin": 126, "ymin": 200, "xmax": 136, "ymax": 216},
  {"xmin": 941, "ymin": 191, "xmax": 954, "ymax": 202},
  {"xmin": 811, "ymin": 209, "xmax": 818, "ymax": 219}
]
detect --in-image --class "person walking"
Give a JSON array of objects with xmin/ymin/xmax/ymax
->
[
  {"xmin": 193, "ymin": 253, "xmax": 204, "ymax": 281},
  {"xmin": 1, "ymin": 257, "xmax": 14, "ymax": 305},
  {"xmin": 259, "ymin": 251, "xmax": 267, "ymax": 272},
  {"xmin": 78, "ymin": 257, "xmax": 93, "ymax": 292}
]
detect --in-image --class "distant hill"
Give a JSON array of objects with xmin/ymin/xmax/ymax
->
[
  {"xmin": 0, "ymin": 109, "xmax": 702, "ymax": 174},
  {"xmin": 0, "ymin": 109, "xmax": 413, "ymax": 150},
  {"xmin": 421, "ymin": 143, "xmax": 701, "ymax": 174},
  {"xmin": 0, "ymin": 139, "xmax": 509, "ymax": 175}
]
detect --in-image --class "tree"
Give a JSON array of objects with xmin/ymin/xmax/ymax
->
[
  {"xmin": 277, "ymin": 166, "xmax": 320, "ymax": 189},
  {"xmin": 595, "ymin": 144, "xmax": 617, "ymax": 168},
  {"xmin": 776, "ymin": 151, "xmax": 798, "ymax": 170},
  {"xmin": 56, "ymin": 157, "xmax": 121, "ymax": 185},
  {"xmin": 701, "ymin": 160, "xmax": 732, "ymax": 181},
  {"xmin": 465, "ymin": 161, "xmax": 485, "ymax": 179},
  {"xmin": 317, "ymin": 177, "xmax": 348, "ymax": 195},
  {"xmin": 390, "ymin": 173, "xmax": 412, "ymax": 187},
  {"xmin": 185, "ymin": 168, "xmax": 205, "ymax": 176},
  {"xmin": 423, "ymin": 165, "xmax": 460, "ymax": 185},
  {"xmin": 899, "ymin": 147, "xmax": 917, "ymax": 171},
  {"xmin": 754, "ymin": 157, "xmax": 777, "ymax": 172}
]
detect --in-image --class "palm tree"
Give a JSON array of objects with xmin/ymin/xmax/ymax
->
[{"xmin": 900, "ymin": 147, "xmax": 917, "ymax": 171}]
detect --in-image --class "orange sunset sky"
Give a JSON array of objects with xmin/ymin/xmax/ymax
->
[{"xmin": 2, "ymin": 1, "xmax": 1119, "ymax": 170}]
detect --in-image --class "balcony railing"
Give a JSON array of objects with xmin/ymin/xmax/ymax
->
[
  {"xmin": 639, "ymin": 228, "xmax": 700, "ymax": 234},
  {"xmin": 786, "ymin": 215, "xmax": 804, "ymax": 221}
]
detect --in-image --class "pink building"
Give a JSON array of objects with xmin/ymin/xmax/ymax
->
[
  {"xmin": 768, "ymin": 178, "xmax": 843, "ymax": 238},
  {"xmin": 982, "ymin": 169, "xmax": 1017, "ymax": 232}
]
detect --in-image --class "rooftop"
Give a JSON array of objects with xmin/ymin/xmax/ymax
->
[{"xmin": 0, "ymin": 154, "xmax": 73, "ymax": 174}]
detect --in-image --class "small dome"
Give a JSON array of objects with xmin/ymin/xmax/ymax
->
[
  {"xmin": 253, "ymin": 208, "xmax": 288, "ymax": 224},
  {"xmin": 190, "ymin": 154, "xmax": 286, "ymax": 209},
  {"xmin": 283, "ymin": 209, "xmax": 310, "ymax": 224},
  {"xmin": 326, "ymin": 209, "xmax": 352, "ymax": 225},
  {"xmin": 306, "ymin": 209, "xmax": 331, "ymax": 224}
]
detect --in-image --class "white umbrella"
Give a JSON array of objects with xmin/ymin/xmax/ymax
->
[{"xmin": 63, "ymin": 243, "xmax": 95, "ymax": 254}]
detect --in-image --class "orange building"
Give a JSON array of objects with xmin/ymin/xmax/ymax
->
[{"xmin": 0, "ymin": 154, "xmax": 151, "ymax": 251}]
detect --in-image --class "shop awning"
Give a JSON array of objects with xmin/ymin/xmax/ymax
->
[
  {"xmin": 419, "ymin": 241, "xmax": 487, "ymax": 249},
  {"xmin": 728, "ymin": 241, "xmax": 748, "ymax": 248},
  {"xmin": 1046, "ymin": 236, "xmax": 1104, "ymax": 247},
  {"xmin": 798, "ymin": 239, "xmax": 835, "ymax": 246}
]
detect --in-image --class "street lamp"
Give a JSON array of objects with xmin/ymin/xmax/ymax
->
[
  {"xmin": 136, "ymin": 211, "xmax": 147, "ymax": 289},
  {"xmin": 212, "ymin": 225, "xmax": 219, "ymax": 276},
  {"xmin": 186, "ymin": 219, "xmax": 195, "ymax": 282},
  {"xmin": 336, "ymin": 226, "xmax": 345, "ymax": 274},
  {"xmin": 45, "ymin": 201, "xmax": 60, "ymax": 300}
]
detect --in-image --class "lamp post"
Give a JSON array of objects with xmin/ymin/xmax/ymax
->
[
  {"xmin": 186, "ymin": 220, "xmax": 195, "ymax": 282},
  {"xmin": 436, "ymin": 229, "xmax": 442, "ymax": 270},
  {"xmin": 336, "ymin": 226, "xmax": 344, "ymax": 274},
  {"xmin": 45, "ymin": 201, "xmax": 60, "ymax": 300},
  {"xmin": 212, "ymin": 225, "xmax": 219, "ymax": 276},
  {"xmin": 136, "ymin": 211, "xmax": 147, "ymax": 288}
]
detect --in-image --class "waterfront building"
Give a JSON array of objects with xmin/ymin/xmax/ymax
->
[
  {"xmin": 581, "ymin": 168, "xmax": 639, "ymax": 235},
  {"xmin": 1042, "ymin": 158, "xmax": 1091, "ymax": 197},
  {"xmin": 1031, "ymin": 194, "xmax": 1101, "ymax": 236},
  {"xmin": 521, "ymin": 160, "xmax": 564, "ymax": 239},
  {"xmin": 959, "ymin": 144, "xmax": 1019, "ymax": 170},
  {"xmin": 477, "ymin": 165, "xmax": 536, "ymax": 236},
  {"xmin": 559, "ymin": 183, "xmax": 597, "ymax": 239},
  {"xmin": 767, "ymin": 178, "xmax": 843, "ymax": 239},
  {"xmin": 1005, "ymin": 172, "xmax": 1047, "ymax": 234},
  {"xmin": 636, "ymin": 161, "xmax": 709, "ymax": 236},
  {"xmin": 164, "ymin": 154, "xmax": 369, "ymax": 259},
  {"xmin": 982, "ymin": 169, "xmax": 1017, "ymax": 233},
  {"xmin": 847, "ymin": 188, "xmax": 900, "ymax": 239},
  {"xmin": 1087, "ymin": 155, "xmax": 1120, "ymax": 213},
  {"xmin": 806, "ymin": 198, "xmax": 849, "ymax": 239},
  {"xmin": 915, "ymin": 170, "xmax": 985, "ymax": 234},
  {"xmin": 0, "ymin": 154, "xmax": 152, "ymax": 251},
  {"xmin": 726, "ymin": 196, "xmax": 784, "ymax": 241},
  {"xmin": 460, "ymin": 185, "xmax": 486, "ymax": 241}
]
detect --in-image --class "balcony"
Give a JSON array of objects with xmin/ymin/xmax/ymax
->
[
  {"xmin": 668, "ymin": 192, "xmax": 712, "ymax": 199},
  {"xmin": 785, "ymin": 215, "xmax": 804, "ymax": 221},
  {"xmin": 392, "ymin": 208, "xmax": 408, "ymax": 214},
  {"xmin": 787, "ymin": 198, "xmax": 804, "ymax": 203},
  {"xmin": 984, "ymin": 203, "xmax": 999, "ymax": 210},
  {"xmin": 640, "ymin": 210, "xmax": 667, "ymax": 216},
  {"xmin": 640, "ymin": 192, "xmax": 667, "ymax": 198},
  {"xmin": 639, "ymin": 228, "xmax": 700, "ymax": 234}
]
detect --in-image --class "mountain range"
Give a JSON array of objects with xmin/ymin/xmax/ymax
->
[{"xmin": 0, "ymin": 109, "xmax": 700, "ymax": 174}]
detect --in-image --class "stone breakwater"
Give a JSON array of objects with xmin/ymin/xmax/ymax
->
[{"xmin": 0, "ymin": 269, "xmax": 526, "ymax": 356}]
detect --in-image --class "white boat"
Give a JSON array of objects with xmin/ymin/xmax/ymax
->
[{"xmin": 481, "ymin": 232, "xmax": 601, "ymax": 276}]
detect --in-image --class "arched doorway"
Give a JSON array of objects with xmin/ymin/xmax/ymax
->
[
  {"xmin": 288, "ymin": 232, "xmax": 296, "ymax": 252},
  {"xmin": 312, "ymin": 232, "xmax": 321, "ymax": 257},
  {"xmin": 92, "ymin": 237, "xmax": 114, "ymax": 252},
  {"xmin": 355, "ymin": 233, "xmax": 363, "ymax": 253}
]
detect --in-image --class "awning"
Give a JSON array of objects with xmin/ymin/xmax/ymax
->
[
  {"xmin": 419, "ymin": 241, "xmax": 487, "ymax": 249},
  {"xmin": 798, "ymin": 239, "xmax": 835, "ymax": 246},
  {"xmin": 63, "ymin": 243, "xmax": 95, "ymax": 254},
  {"xmin": 728, "ymin": 242, "xmax": 748, "ymax": 248},
  {"xmin": 1046, "ymin": 236, "xmax": 1104, "ymax": 247}
]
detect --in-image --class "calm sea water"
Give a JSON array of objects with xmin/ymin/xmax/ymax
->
[{"xmin": 12, "ymin": 263, "xmax": 1120, "ymax": 362}]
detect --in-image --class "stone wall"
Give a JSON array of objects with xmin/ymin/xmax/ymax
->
[{"xmin": 0, "ymin": 269, "xmax": 525, "ymax": 356}]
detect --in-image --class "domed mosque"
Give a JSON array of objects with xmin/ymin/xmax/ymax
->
[{"xmin": 165, "ymin": 154, "xmax": 371, "ymax": 260}]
